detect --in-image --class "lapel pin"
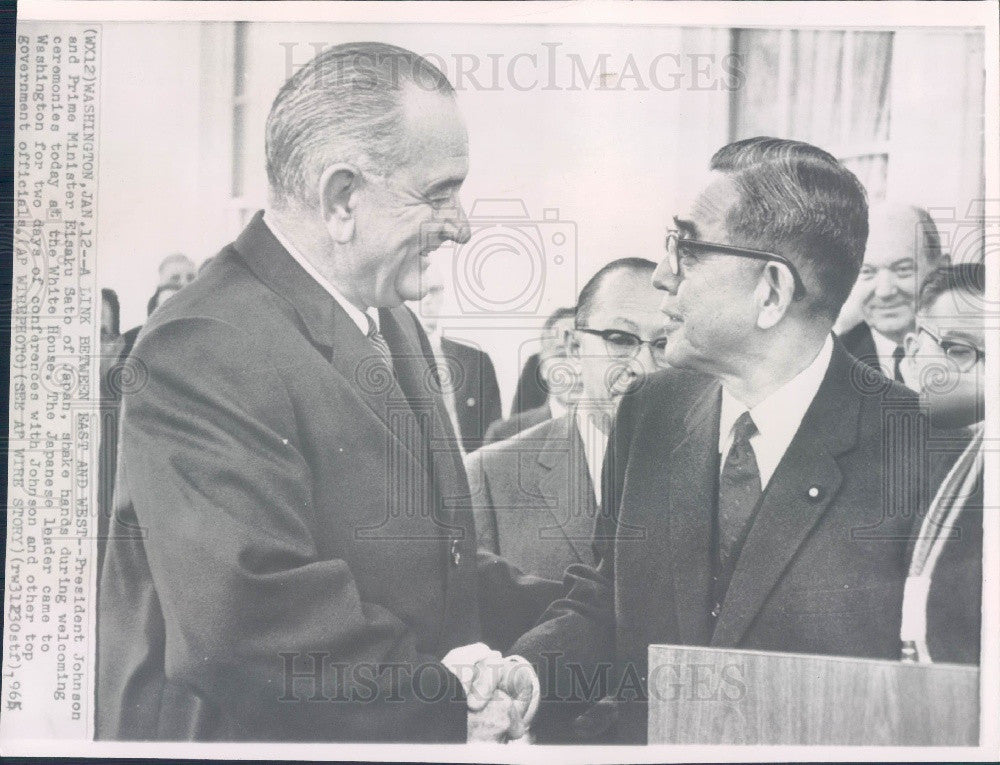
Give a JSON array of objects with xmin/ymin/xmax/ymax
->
[{"xmin": 807, "ymin": 486, "xmax": 822, "ymax": 501}]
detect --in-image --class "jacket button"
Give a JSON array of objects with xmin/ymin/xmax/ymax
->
[{"xmin": 466, "ymin": 397, "xmax": 476, "ymax": 407}]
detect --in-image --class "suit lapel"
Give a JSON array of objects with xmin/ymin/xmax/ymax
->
[
  {"xmin": 711, "ymin": 344, "xmax": 861, "ymax": 647},
  {"xmin": 535, "ymin": 414, "xmax": 591, "ymax": 564},
  {"xmin": 231, "ymin": 212, "xmax": 420, "ymax": 462},
  {"xmin": 667, "ymin": 384, "xmax": 722, "ymax": 646},
  {"xmin": 441, "ymin": 338, "xmax": 473, "ymax": 446},
  {"xmin": 381, "ymin": 308, "xmax": 470, "ymax": 531},
  {"xmin": 845, "ymin": 322, "xmax": 880, "ymax": 373}
]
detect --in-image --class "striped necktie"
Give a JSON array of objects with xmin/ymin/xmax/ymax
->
[
  {"xmin": 892, "ymin": 345, "xmax": 905, "ymax": 383},
  {"xmin": 365, "ymin": 312, "xmax": 394, "ymax": 370}
]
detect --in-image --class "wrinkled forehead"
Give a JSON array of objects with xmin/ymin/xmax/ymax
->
[
  {"xmin": 865, "ymin": 210, "xmax": 925, "ymax": 266},
  {"xmin": 587, "ymin": 271, "xmax": 662, "ymax": 322},
  {"xmin": 401, "ymin": 87, "xmax": 468, "ymax": 158}
]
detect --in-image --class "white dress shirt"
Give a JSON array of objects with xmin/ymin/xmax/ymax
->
[
  {"xmin": 870, "ymin": 326, "xmax": 903, "ymax": 381},
  {"xmin": 718, "ymin": 335, "xmax": 834, "ymax": 490},
  {"xmin": 263, "ymin": 212, "xmax": 378, "ymax": 334},
  {"xmin": 573, "ymin": 405, "xmax": 613, "ymax": 507}
]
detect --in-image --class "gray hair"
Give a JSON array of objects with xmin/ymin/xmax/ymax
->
[
  {"xmin": 711, "ymin": 137, "xmax": 869, "ymax": 322},
  {"xmin": 265, "ymin": 41, "xmax": 455, "ymax": 210}
]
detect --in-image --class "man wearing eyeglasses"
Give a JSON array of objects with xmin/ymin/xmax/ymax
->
[
  {"xmin": 506, "ymin": 138, "xmax": 941, "ymax": 744},
  {"xmin": 467, "ymin": 258, "xmax": 665, "ymax": 581},
  {"xmin": 837, "ymin": 203, "xmax": 944, "ymax": 387},
  {"xmin": 900, "ymin": 263, "xmax": 985, "ymax": 666}
]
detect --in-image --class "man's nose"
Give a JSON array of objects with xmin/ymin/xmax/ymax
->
[
  {"xmin": 633, "ymin": 343, "xmax": 657, "ymax": 374},
  {"xmin": 652, "ymin": 259, "xmax": 679, "ymax": 294},
  {"xmin": 873, "ymin": 267, "xmax": 898, "ymax": 298},
  {"xmin": 442, "ymin": 201, "xmax": 471, "ymax": 244}
]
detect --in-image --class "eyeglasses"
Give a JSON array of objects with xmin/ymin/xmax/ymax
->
[
  {"xmin": 664, "ymin": 229, "xmax": 807, "ymax": 301},
  {"xmin": 575, "ymin": 327, "xmax": 669, "ymax": 364},
  {"xmin": 917, "ymin": 324, "xmax": 984, "ymax": 372}
]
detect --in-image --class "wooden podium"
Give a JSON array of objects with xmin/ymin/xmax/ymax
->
[{"xmin": 648, "ymin": 644, "xmax": 979, "ymax": 745}]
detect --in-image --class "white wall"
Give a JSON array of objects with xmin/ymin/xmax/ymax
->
[{"xmin": 97, "ymin": 24, "xmax": 204, "ymax": 330}]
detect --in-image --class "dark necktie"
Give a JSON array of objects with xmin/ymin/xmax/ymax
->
[
  {"xmin": 892, "ymin": 345, "xmax": 905, "ymax": 383},
  {"xmin": 715, "ymin": 411, "xmax": 762, "ymax": 613},
  {"xmin": 365, "ymin": 312, "xmax": 394, "ymax": 371}
]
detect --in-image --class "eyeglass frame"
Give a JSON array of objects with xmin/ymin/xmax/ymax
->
[
  {"xmin": 915, "ymin": 323, "xmax": 985, "ymax": 373},
  {"xmin": 574, "ymin": 327, "xmax": 669, "ymax": 362},
  {"xmin": 663, "ymin": 229, "xmax": 807, "ymax": 301}
]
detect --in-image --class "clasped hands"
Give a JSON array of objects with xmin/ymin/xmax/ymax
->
[{"xmin": 442, "ymin": 643, "xmax": 539, "ymax": 743}]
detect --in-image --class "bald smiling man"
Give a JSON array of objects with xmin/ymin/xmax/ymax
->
[{"xmin": 837, "ymin": 202, "xmax": 944, "ymax": 386}]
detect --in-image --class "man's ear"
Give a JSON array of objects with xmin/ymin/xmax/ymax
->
[
  {"xmin": 318, "ymin": 164, "xmax": 360, "ymax": 244},
  {"xmin": 565, "ymin": 330, "xmax": 582, "ymax": 359},
  {"xmin": 756, "ymin": 262, "xmax": 795, "ymax": 329}
]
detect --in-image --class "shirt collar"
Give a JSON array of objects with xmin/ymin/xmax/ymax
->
[
  {"xmin": 549, "ymin": 395, "xmax": 569, "ymax": 419},
  {"xmin": 427, "ymin": 326, "xmax": 444, "ymax": 349},
  {"xmin": 573, "ymin": 405, "xmax": 613, "ymax": 505},
  {"xmin": 263, "ymin": 211, "xmax": 378, "ymax": 335},
  {"xmin": 870, "ymin": 326, "xmax": 901, "ymax": 377},
  {"xmin": 719, "ymin": 334, "xmax": 834, "ymax": 453}
]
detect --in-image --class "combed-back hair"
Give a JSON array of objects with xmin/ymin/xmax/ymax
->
[
  {"xmin": 918, "ymin": 263, "xmax": 985, "ymax": 312},
  {"xmin": 575, "ymin": 257, "xmax": 657, "ymax": 327},
  {"xmin": 710, "ymin": 137, "xmax": 869, "ymax": 321},
  {"xmin": 266, "ymin": 42, "xmax": 455, "ymax": 210}
]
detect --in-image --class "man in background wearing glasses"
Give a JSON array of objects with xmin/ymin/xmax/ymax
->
[
  {"xmin": 900, "ymin": 263, "xmax": 985, "ymax": 666},
  {"xmin": 836, "ymin": 203, "xmax": 944, "ymax": 387},
  {"xmin": 467, "ymin": 258, "xmax": 665, "ymax": 581},
  {"xmin": 507, "ymin": 137, "xmax": 944, "ymax": 743}
]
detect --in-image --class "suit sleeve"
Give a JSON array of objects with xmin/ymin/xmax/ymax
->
[
  {"xmin": 120, "ymin": 316, "xmax": 466, "ymax": 742},
  {"xmin": 506, "ymin": 385, "xmax": 638, "ymax": 733},
  {"xmin": 480, "ymin": 351, "xmax": 503, "ymax": 436},
  {"xmin": 465, "ymin": 449, "xmax": 500, "ymax": 555}
]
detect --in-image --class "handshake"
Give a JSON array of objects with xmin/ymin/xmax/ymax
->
[{"xmin": 442, "ymin": 643, "xmax": 540, "ymax": 743}]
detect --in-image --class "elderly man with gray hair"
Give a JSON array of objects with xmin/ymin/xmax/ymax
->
[{"xmin": 98, "ymin": 42, "xmax": 558, "ymax": 743}]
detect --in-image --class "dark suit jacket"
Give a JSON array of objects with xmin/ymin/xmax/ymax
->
[
  {"xmin": 915, "ymin": 428, "xmax": 983, "ymax": 665},
  {"xmin": 467, "ymin": 414, "xmax": 598, "ymax": 580},
  {"xmin": 438, "ymin": 337, "xmax": 502, "ymax": 453},
  {"xmin": 839, "ymin": 321, "xmax": 880, "ymax": 372},
  {"xmin": 511, "ymin": 340, "xmax": 937, "ymax": 743},
  {"xmin": 96, "ymin": 326, "xmax": 141, "ymax": 583},
  {"xmin": 483, "ymin": 404, "xmax": 551, "ymax": 446},
  {"xmin": 511, "ymin": 351, "xmax": 548, "ymax": 416},
  {"xmin": 97, "ymin": 212, "xmax": 559, "ymax": 742}
]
